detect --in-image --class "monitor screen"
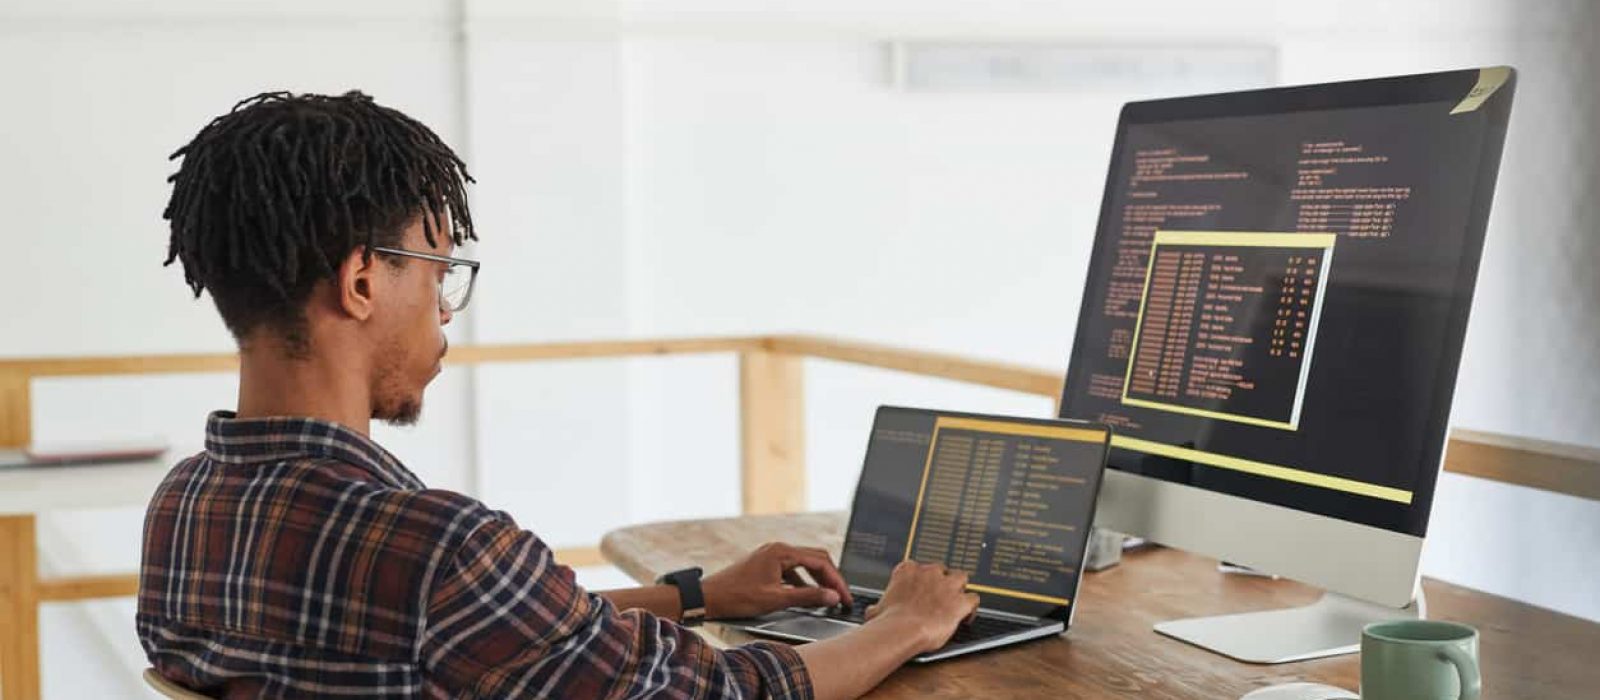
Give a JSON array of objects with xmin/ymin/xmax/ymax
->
[
  {"xmin": 1059, "ymin": 68, "xmax": 1515, "ymax": 537},
  {"xmin": 839, "ymin": 406, "xmax": 1110, "ymax": 621}
]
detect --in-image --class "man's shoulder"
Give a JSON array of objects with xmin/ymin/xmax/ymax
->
[
  {"xmin": 287, "ymin": 462, "xmax": 508, "ymax": 559},
  {"xmin": 151, "ymin": 452, "xmax": 504, "ymax": 556},
  {"xmin": 140, "ymin": 453, "xmax": 512, "ymax": 659}
]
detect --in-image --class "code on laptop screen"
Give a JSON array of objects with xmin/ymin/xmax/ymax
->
[{"xmin": 840, "ymin": 407, "xmax": 1110, "ymax": 619}]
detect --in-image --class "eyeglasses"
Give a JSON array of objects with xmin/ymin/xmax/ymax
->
[{"xmin": 371, "ymin": 246, "xmax": 481, "ymax": 313}]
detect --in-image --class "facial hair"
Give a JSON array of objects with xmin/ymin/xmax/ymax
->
[{"xmin": 373, "ymin": 335, "xmax": 426, "ymax": 427}]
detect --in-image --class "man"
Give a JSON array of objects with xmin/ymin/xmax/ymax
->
[{"xmin": 140, "ymin": 91, "xmax": 979, "ymax": 699}]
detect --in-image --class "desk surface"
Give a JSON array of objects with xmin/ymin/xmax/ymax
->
[
  {"xmin": 0, "ymin": 458, "xmax": 169, "ymax": 515},
  {"xmin": 601, "ymin": 512, "xmax": 1600, "ymax": 699}
]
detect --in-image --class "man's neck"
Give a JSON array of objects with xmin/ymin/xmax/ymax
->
[{"xmin": 235, "ymin": 341, "xmax": 373, "ymax": 436}]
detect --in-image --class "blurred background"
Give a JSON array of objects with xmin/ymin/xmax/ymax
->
[{"xmin": 2, "ymin": 0, "xmax": 1597, "ymax": 695}]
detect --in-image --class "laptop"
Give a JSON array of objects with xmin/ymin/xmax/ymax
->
[{"xmin": 725, "ymin": 405, "xmax": 1113, "ymax": 662}]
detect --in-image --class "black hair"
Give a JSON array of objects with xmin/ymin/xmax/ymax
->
[{"xmin": 163, "ymin": 90, "xmax": 475, "ymax": 356}]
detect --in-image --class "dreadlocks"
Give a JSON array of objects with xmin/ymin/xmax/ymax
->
[{"xmin": 163, "ymin": 90, "xmax": 476, "ymax": 356}]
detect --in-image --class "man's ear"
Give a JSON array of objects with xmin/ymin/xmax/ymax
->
[{"xmin": 335, "ymin": 247, "xmax": 379, "ymax": 322}]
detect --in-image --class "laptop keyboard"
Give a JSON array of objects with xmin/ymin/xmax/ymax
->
[
  {"xmin": 946, "ymin": 614, "xmax": 1038, "ymax": 645},
  {"xmin": 823, "ymin": 593, "xmax": 876, "ymax": 623},
  {"xmin": 809, "ymin": 592, "xmax": 1040, "ymax": 647}
]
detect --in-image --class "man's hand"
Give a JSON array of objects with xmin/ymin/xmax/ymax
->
[
  {"xmin": 863, "ymin": 560, "xmax": 981, "ymax": 652},
  {"xmin": 701, "ymin": 542, "xmax": 853, "ymax": 619},
  {"xmin": 791, "ymin": 560, "xmax": 982, "ymax": 699}
]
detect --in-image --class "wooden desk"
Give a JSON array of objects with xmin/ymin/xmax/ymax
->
[
  {"xmin": 602, "ymin": 512, "xmax": 1600, "ymax": 699},
  {"xmin": 0, "ymin": 459, "xmax": 170, "ymax": 700}
]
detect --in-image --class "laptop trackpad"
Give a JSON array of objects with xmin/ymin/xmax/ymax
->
[{"xmin": 758, "ymin": 615, "xmax": 857, "ymax": 641}]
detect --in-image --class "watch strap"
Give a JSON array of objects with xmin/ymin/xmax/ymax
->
[{"xmin": 656, "ymin": 567, "xmax": 706, "ymax": 625}]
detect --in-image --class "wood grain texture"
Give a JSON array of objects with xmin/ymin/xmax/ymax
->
[
  {"xmin": 739, "ymin": 351, "xmax": 808, "ymax": 514},
  {"xmin": 445, "ymin": 337, "xmax": 762, "ymax": 364},
  {"xmin": 0, "ymin": 515, "xmax": 41, "ymax": 700},
  {"xmin": 0, "ymin": 335, "xmax": 1593, "ymax": 501},
  {"xmin": 552, "ymin": 546, "xmax": 608, "ymax": 569},
  {"xmin": 763, "ymin": 336, "xmax": 1600, "ymax": 502},
  {"xmin": 0, "ymin": 337, "xmax": 760, "ymax": 379},
  {"xmin": 0, "ymin": 373, "xmax": 29, "ymax": 450},
  {"xmin": 0, "ymin": 353, "xmax": 239, "ymax": 379},
  {"xmin": 36, "ymin": 574, "xmax": 139, "ymax": 603},
  {"xmin": 602, "ymin": 512, "xmax": 1600, "ymax": 699},
  {"xmin": 764, "ymin": 335, "xmax": 1064, "ymax": 397},
  {"xmin": 1448, "ymin": 428, "xmax": 1600, "ymax": 502}
]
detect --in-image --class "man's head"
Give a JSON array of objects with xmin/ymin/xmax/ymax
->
[{"xmin": 164, "ymin": 91, "xmax": 477, "ymax": 425}]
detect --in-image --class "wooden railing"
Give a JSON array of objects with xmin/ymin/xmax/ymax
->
[{"xmin": 0, "ymin": 332, "xmax": 1596, "ymax": 599}]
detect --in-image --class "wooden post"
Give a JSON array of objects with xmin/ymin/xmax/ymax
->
[
  {"xmin": 0, "ymin": 515, "xmax": 40, "ymax": 700},
  {"xmin": 0, "ymin": 373, "xmax": 28, "ymax": 449},
  {"xmin": 739, "ymin": 351, "xmax": 807, "ymax": 514}
]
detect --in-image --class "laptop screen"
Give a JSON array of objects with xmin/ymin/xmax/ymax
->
[{"xmin": 839, "ymin": 406, "xmax": 1112, "ymax": 621}]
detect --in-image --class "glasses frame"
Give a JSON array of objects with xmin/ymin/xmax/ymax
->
[{"xmin": 371, "ymin": 245, "xmax": 481, "ymax": 313}]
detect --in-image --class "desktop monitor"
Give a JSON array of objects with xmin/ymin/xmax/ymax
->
[{"xmin": 1056, "ymin": 67, "xmax": 1515, "ymax": 662}]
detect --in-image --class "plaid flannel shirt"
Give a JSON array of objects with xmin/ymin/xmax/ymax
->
[{"xmin": 137, "ymin": 411, "xmax": 814, "ymax": 699}]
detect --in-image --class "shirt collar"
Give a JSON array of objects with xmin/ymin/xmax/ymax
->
[{"xmin": 203, "ymin": 410, "xmax": 425, "ymax": 490}]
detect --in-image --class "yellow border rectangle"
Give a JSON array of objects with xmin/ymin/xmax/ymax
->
[
  {"xmin": 900, "ymin": 416, "xmax": 1101, "ymax": 605},
  {"xmin": 901, "ymin": 424, "xmax": 946, "ymax": 561},
  {"xmin": 935, "ymin": 417, "xmax": 1108, "ymax": 445},
  {"xmin": 1111, "ymin": 435, "xmax": 1414, "ymax": 504},
  {"xmin": 1155, "ymin": 230, "xmax": 1338, "ymax": 248},
  {"xmin": 1119, "ymin": 234, "xmax": 1166, "ymax": 416},
  {"xmin": 1121, "ymin": 230, "xmax": 1336, "ymax": 431},
  {"xmin": 967, "ymin": 583, "xmax": 1069, "ymax": 606},
  {"xmin": 1122, "ymin": 397, "xmax": 1295, "ymax": 430}
]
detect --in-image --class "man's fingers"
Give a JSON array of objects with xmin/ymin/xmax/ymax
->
[
  {"xmin": 800, "ymin": 563, "xmax": 852, "ymax": 607},
  {"xmin": 798, "ymin": 546, "xmax": 834, "ymax": 563},
  {"xmin": 780, "ymin": 548, "xmax": 853, "ymax": 607},
  {"xmin": 863, "ymin": 603, "xmax": 880, "ymax": 620},
  {"xmin": 962, "ymin": 592, "xmax": 981, "ymax": 624},
  {"xmin": 781, "ymin": 569, "xmax": 808, "ymax": 588},
  {"xmin": 782, "ymin": 584, "xmax": 840, "ymax": 608}
]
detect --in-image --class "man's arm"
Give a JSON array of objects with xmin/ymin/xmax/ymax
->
[
  {"xmin": 597, "ymin": 542, "xmax": 854, "ymax": 621},
  {"xmin": 600, "ymin": 556, "xmax": 982, "ymax": 700},
  {"xmin": 596, "ymin": 585, "xmax": 681, "ymax": 619},
  {"xmin": 424, "ymin": 517, "xmax": 814, "ymax": 698},
  {"xmin": 796, "ymin": 615, "xmax": 929, "ymax": 699},
  {"xmin": 796, "ymin": 561, "xmax": 979, "ymax": 700}
]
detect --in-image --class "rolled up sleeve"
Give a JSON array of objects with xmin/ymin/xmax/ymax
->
[{"xmin": 420, "ymin": 513, "xmax": 814, "ymax": 699}]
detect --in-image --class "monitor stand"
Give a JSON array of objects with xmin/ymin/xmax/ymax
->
[{"xmin": 1154, "ymin": 590, "xmax": 1425, "ymax": 664}]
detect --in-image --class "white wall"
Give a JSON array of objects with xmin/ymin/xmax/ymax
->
[
  {"xmin": 3, "ymin": 0, "xmax": 1598, "ymax": 696},
  {"xmin": 2, "ymin": 2, "xmax": 474, "ymax": 696},
  {"xmin": 611, "ymin": 0, "xmax": 1600, "ymax": 624}
]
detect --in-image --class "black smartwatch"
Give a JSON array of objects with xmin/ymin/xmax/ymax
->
[{"xmin": 656, "ymin": 567, "xmax": 707, "ymax": 626}]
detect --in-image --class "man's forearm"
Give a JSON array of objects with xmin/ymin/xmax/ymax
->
[
  {"xmin": 795, "ymin": 615, "xmax": 928, "ymax": 700},
  {"xmin": 598, "ymin": 585, "xmax": 682, "ymax": 620}
]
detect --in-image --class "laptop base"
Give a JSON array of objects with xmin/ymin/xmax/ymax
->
[{"xmin": 723, "ymin": 610, "xmax": 1064, "ymax": 663}]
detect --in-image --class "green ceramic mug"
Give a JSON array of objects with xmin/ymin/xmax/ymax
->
[{"xmin": 1360, "ymin": 620, "xmax": 1481, "ymax": 700}]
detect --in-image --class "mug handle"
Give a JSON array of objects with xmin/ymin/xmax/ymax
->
[{"xmin": 1437, "ymin": 646, "xmax": 1481, "ymax": 700}]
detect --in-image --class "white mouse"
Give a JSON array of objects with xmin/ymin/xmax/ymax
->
[{"xmin": 1239, "ymin": 682, "xmax": 1359, "ymax": 700}]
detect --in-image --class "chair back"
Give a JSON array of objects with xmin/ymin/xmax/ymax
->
[{"xmin": 142, "ymin": 668, "xmax": 212, "ymax": 699}]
